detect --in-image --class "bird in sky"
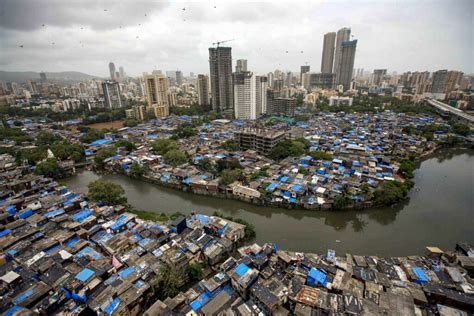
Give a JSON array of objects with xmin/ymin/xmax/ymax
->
[{"xmin": 19, "ymin": 45, "xmax": 23, "ymax": 48}]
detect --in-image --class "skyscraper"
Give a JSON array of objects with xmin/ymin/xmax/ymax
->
[
  {"xmin": 236, "ymin": 59, "xmax": 248, "ymax": 73},
  {"xmin": 373, "ymin": 69, "xmax": 387, "ymax": 86},
  {"xmin": 267, "ymin": 72, "xmax": 274, "ymax": 88},
  {"xmin": 119, "ymin": 66, "xmax": 126, "ymax": 78},
  {"xmin": 333, "ymin": 27, "xmax": 351, "ymax": 83},
  {"xmin": 197, "ymin": 74, "xmax": 210, "ymax": 111},
  {"xmin": 144, "ymin": 72, "xmax": 170, "ymax": 117},
  {"xmin": 431, "ymin": 70, "xmax": 448, "ymax": 93},
  {"xmin": 233, "ymin": 71, "xmax": 267, "ymax": 120},
  {"xmin": 175, "ymin": 71, "xmax": 183, "ymax": 86},
  {"xmin": 39, "ymin": 72, "xmax": 47, "ymax": 83},
  {"xmin": 300, "ymin": 66, "xmax": 310, "ymax": 85},
  {"xmin": 102, "ymin": 81, "xmax": 123, "ymax": 109},
  {"xmin": 209, "ymin": 46, "xmax": 234, "ymax": 117},
  {"xmin": 109, "ymin": 62, "xmax": 116, "ymax": 80},
  {"xmin": 445, "ymin": 71, "xmax": 463, "ymax": 93},
  {"xmin": 338, "ymin": 40, "xmax": 357, "ymax": 91},
  {"xmin": 321, "ymin": 32, "xmax": 336, "ymax": 73}
]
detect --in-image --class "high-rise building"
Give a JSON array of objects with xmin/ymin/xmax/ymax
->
[
  {"xmin": 176, "ymin": 71, "xmax": 183, "ymax": 86},
  {"xmin": 431, "ymin": 70, "xmax": 448, "ymax": 93},
  {"xmin": 119, "ymin": 66, "xmax": 126, "ymax": 79},
  {"xmin": 102, "ymin": 81, "xmax": 123, "ymax": 109},
  {"xmin": 321, "ymin": 32, "xmax": 336, "ymax": 73},
  {"xmin": 144, "ymin": 72, "xmax": 170, "ymax": 117},
  {"xmin": 338, "ymin": 40, "xmax": 357, "ymax": 91},
  {"xmin": 28, "ymin": 80, "xmax": 39, "ymax": 94},
  {"xmin": 267, "ymin": 72, "xmax": 274, "ymax": 88},
  {"xmin": 308, "ymin": 73, "xmax": 335, "ymax": 89},
  {"xmin": 209, "ymin": 46, "xmax": 233, "ymax": 117},
  {"xmin": 126, "ymin": 105, "xmax": 146, "ymax": 121},
  {"xmin": 372, "ymin": 69, "xmax": 387, "ymax": 86},
  {"xmin": 285, "ymin": 72, "xmax": 292, "ymax": 87},
  {"xmin": 235, "ymin": 59, "xmax": 248, "ymax": 73},
  {"xmin": 445, "ymin": 71, "xmax": 463, "ymax": 93},
  {"xmin": 109, "ymin": 62, "xmax": 116, "ymax": 80},
  {"xmin": 266, "ymin": 90, "xmax": 296, "ymax": 117},
  {"xmin": 300, "ymin": 66, "xmax": 310, "ymax": 85},
  {"xmin": 197, "ymin": 74, "xmax": 210, "ymax": 111},
  {"xmin": 39, "ymin": 72, "xmax": 47, "ymax": 83},
  {"xmin": 233, "ymin": 72, "xmax": 267, "ymax": 120},
  {"xmin": 333, "ymin": 28, "xmax": 351, "ymax": 80}
]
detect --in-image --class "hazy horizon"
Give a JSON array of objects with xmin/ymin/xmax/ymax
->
[{"xmin": 1, "ymin": 0, "xmax": 472, "ymax": 77}]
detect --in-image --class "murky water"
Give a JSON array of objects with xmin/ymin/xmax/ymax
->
[{"xmin": 63, "ymin": 148, "xmax": 474, "ymax": 256}]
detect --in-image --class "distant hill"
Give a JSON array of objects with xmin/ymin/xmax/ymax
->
[{"xmin": 0, "ymin": 71, "xmax": 103, "ymax": 83}]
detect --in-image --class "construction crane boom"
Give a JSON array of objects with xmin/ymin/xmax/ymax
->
[{"xmin": 212, "ymin": 39, "xmax": 234, "ymax": 47}]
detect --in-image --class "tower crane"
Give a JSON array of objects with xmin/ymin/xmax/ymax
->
[{"xmin": 212, "ymin": 39, "xmax": 234, "ymax": 47}]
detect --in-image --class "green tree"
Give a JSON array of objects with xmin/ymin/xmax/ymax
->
[
  {"xmin": 220, "ymin": 140, "xmax": 240, "ymax": 151},
  {"xmin": 151, "ymin": 139, "xmax": 177, "ymax": 155},
  {"xmin": 151, "ymin": 264, "xmax": 183, "ymax": 299},
  {"xmin": 187, "ymin": 261, "xmax": 208, "ymax": 281},
  {"xmin": 17, "ymin": 147, "xmax": 47, "ymax": 165},
  {"xmin": 172, "ymin": 124, "xmax": 196, "ymax": 139},
  {"xmin": 128, "ymin": 162, "xmax": 145, "ymax": 178},
  {"xmin": 309, "ymin": 150, "xmax": 333, "ymax": 161},
  {"xmin": 359, "ymin": 183, "xmax": 373, "ymax": 200},
  {"xmin": 198, "ymin": 157, "xmax": 216, "ymax": 174},
  {"xmin": 35, "ymin": 158, "xmax": 65, "ymax": 178},
  {"xmin": 87, "ymin": 179, "xmax": 127, "ymax": 205},
  {"xmin": 451, "ymin": 122, "xmax": 470, "ymax": 136},
  {"xmin": 124, "ymin": 118, "xmax": 139, "ymax": 127},
  {"xmin": 80, "ymin": 128, "xmax": 105, "ymax": 143},
  {"xmin": 94, "ymin": 147, "xmax": 116, "ymax": 169},
  {"xmin": 36, "ymin": 131, "xmax": 61, "ymax": 146},
  {"xmin": 163, "ymin": 149, "xmax": 187, "ymax": 166},
  {"xmin": 115, "ymin": 139, "xmax": 136, "ymax": 152},
  {"xmin": 269, "ymin": 140, "xmax": 305, "ymax": 160},
  {"xmin": 219, "ymin": 168, "xmax": 242, "ymax": 186},
  {"xmin": 51, "ymin": 141, "xmax": 85, "ymax": 162}
]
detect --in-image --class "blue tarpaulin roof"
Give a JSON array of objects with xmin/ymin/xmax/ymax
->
[
  {"xmin": 43, "ymin": 209, "xmax": 65, "ymax": 218},
  {"xmin": 291, "ymin": 184, "xmax": 302, "ymax": 192},
  {"xmin": 14, "ymin": 289, "xmax": 34, "ymax": 304},
  {"xmin": 105, "ymin": 297, "xmax": 121, "ymax": 315},
  {"xmin": 266, "ymin": 182, "xmax": 278, "ymax": 192},
  {"xmin": 72, "ymin": 209, "xmax": 92, "ymax": 222},
  {"xmin": 235, "ymin": 263, "xmax": 250, "ymax": 277},
  {"xmin": 90, "ymin": 139, "xmax": 111, "ymax": 146},
  {"xmin": 307, "ymin": 267, "xmax": 327, "ymax": 287},
  {"xmin": 412, "ymin": 267, "xmax": 429, "ymax": 283},
  {"xmin": 0, "ymin": 229, "xmax": 12, "ymax": 238},
  {"xmin": 76, "ymin": 246, "xmax": 102, "ymax": 260},
  {"xmin": 195, "ymin": 214, "xmax": 209, "ymax": 225},
  {"xmin": 4, "ymin": 306, "xmax": 29, "ymax": 316},
  {"xmin": 118, "ymin": 267, "xmax": 135, "ymax": 278},
  {"xmin": 76, "ymin": 268, "xmax": 94, "ymax": 282},
  {"xmin": 190, "ymin": 292, "xmax": 210, "ymax": 311}
]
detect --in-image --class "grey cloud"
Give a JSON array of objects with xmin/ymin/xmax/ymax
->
[{"xmin": 0, "ymin": 0, "xmax": 169, "ymax": 31}]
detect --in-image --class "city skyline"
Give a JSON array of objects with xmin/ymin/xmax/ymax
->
[{"xmin": 0, "ymin": 0, "xmax": 472, "ymax": 77}]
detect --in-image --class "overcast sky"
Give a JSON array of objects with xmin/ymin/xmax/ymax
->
[{"xmin": 0, "ymin": 0, "xmax": 472, "ymax": 77}]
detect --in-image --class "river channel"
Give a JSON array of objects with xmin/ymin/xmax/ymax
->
[{"xmin": 62, "ymin": 148, "xmax": 474, "ymax": 257}]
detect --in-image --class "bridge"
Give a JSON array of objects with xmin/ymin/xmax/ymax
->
[{"xmin": 425, "ymin": 98, "xmax": 474, "ymax": 124}]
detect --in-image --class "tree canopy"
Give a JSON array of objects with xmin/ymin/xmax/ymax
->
[
  {"xmin": 87, "ymin": 179, "xmax": 127, "ymax": 205},
  {"xmin": 163, "ymin": 149, "xmax": 187, "ymax": 166},
  {"xmin": 151, "ymin": 139, "xmax": 177, "ymax": 155}
]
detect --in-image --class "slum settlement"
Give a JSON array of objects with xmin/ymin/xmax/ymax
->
[
  {"xmin": 83, "ymin": 111, "xmax": 450, "ymax": 210},
  {"xmin": 0, "ymin": 160, "xmax": 473, "ymax": 315}
]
